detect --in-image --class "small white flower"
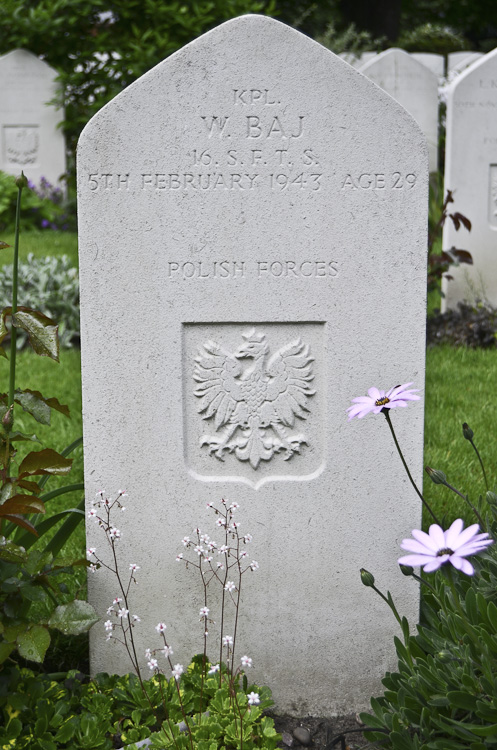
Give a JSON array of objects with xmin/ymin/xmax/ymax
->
[
  {"xmin": 208, "ymin": 664, "xmax": 220, "ymax": 674},
  {"xmin": 194, "ymin": 545, "xmax": 204, "ymax": 555},
  {"xmin": 106, "ymin": 633, "xmax": 112, "ymax": 641},
  {"xmin": 132, "ymin": 614, "xmax": 141, "ymax": 622},
  {"xmin": 199, "ymin": 607, "xmax": 209, "ymax": 618},
  {"xmin": 218, "ymin": 545, "xmax": 229, "ymax": 554},
  {"xmin": 217, "ymin": 563, "xmax": 225, "ymax": 570},
  {"xmin": 86, "ymin": 547, "xmax": 96, "ymax": 559},
  {"xmin": 117, "ymin": 608, "xmax": 129, "ymax": 619},
  {"xmin": 221, "ymin": 499, "xmax": 227, "ymax": 505},
  {"xmin": 224, "ymin": 581, "xmax": 236, "ymax": 593},
  {"xmin": 172, "ymin": 663, "xmax": 184, "ymax": 680},
  {"xmin": 216, "ymin": 518, "xmax": 226, "ymax": 527},
  {"xmin": 162, "ymin": 645, "xmax": 173, "ymax": 657},
  {"xmin": 89, "ymin": 563, "xmax": 97, "ymax": 573},
  {"xmin": 208, "ymin": 541, "xmax": 217, "ymax": 550},
  {"xmin": 182, "ymin": 536, "xmax": 190, "ymax": 547},
  {"xmin": 145, "ymin": 648, "xmax": 152, "ymax": 659},
  {"xmin": 244, "ymin": 534, "xmax": 253, "ymax": 544},
  {"xmin": 121, "ymin": 506, "xmax": 126, "ymax": 512},
  {"xmin": 155, "ymin": 622, "xmax": 167, "ymax": 633},
  {"xmin": 113, "ymin": 597, "xmax": 122, "ymax": 604},
  {"xmin": 104, "ymin": 620, "xmax": 113, "ymax": 631},
  {"xmin": 106, "ymin": 606, "xmax": 114, "ymax": 615},
  {"xmin": 200, "ymin": 533, "xmax": 210, "ymax": 543},
  {"xmin": 229, "ymin": 502, "xmax": 240, "ymax": 511},
  {"xmin": 96, "ymin": 489, "xmax": 105, "ymax": 497},
  {"xmin": 247, "ymin": 692, "xmax": 260, "ymax": 706},
  {"xmin": 203, "ymin": 554, "xmax": 213, "ymax": 562},
  {"xmin": 148, "ymin": 658, "xmax": 158, "ymax": 670},
  {"xmin": 109, "ymin": 527, "xmax": 121, "ymax": 540},
  {"xmin": 223, "ymin": 635, "xmax": 233, "ymax": 647},
  {"xmin": 232, "ymin": 521, "xmax": 241, "ymax": 528},
  {"xmin": 250, "ymin": 560, "xmax": 259, "ymax": 571},
  {"xmin": 88, "ymin": 508, "xmax": 98, "ymax": 519},
  {"xmin": 129, "ymin": 563, "xmax": 140, "ymax": 572},
  {"xmin": 239, "ymin": 550, "xmax": 247, "ymax": 559},
  {"xmin": 206, "ymin": 502, "xmax": 214, "ymax": 508},
  {"xmin": 176, "ymin": 554, "xmax": 184, "ymax": 562},
  {"xmin": 241, "ymin": 655, "xmax": 253, "ymax": 668},
  {"xmin": 119, "ymin": 490, "xmax": 127, "ymax": 497}
]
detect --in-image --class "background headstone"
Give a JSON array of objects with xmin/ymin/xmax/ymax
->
[
  {"xmin": 447, "ymin": 51, "xmax": 484, "ymax": 75},
  {"xmin": 442, "ymin": 48, "xmax": 497, "ymax": 309},
  {"xmin": 340, "ymin": 50, "xmax": 378, "ymax": 68},
  {"xmin": 0, "ymin": 49, "xmax": 66, "ymax": 187},
  {"xmin": 360, "ymin": 48, "xmax": 439, "ymax": 172},
  {"xmin": 78, "ymin": 15, "xmax": 428, "ymax": 716},
  {"xmin": 411, "ymin": 52, "xmax": 445, "ymax": 78}
]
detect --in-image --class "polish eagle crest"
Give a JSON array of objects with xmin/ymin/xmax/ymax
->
[{"xmin": 193, "ymin": 329, "xmax": 315, "ymax": 469}]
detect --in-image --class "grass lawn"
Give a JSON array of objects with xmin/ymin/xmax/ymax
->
[{"xmin": 0, "ymin": 229, "xmax": 78, "ymax": 268}]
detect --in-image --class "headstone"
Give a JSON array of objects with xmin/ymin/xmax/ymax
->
[
  {"xmin": 0, "ymin": 49, "xmax": 66, "ymax": 187},
  {"xmin": 448, "ymin": 51, "xmax": 484, "ymax": 75},
  {"xmin": 411, "ymin": 52, "xmax": 445, "ymax": 79},
  {"xmin": 442, "ymin": 48, "xmax": 497, "ymax": 309},
  {"xmin": 340, "ymin": 50, "xmax": 378, "ymax": 68},
  {"xmin": 78, "ymin": 15, "xmax": 428, "ymax": 716},
  {"xmin": 360, "ymin": 48, "xmax": 439, "ymax": 172}
]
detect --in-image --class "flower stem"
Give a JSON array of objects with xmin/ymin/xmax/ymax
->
[
  {"xmin": 467, "ymin": 436, "xmax": 489, "ymax": 492},
  {"xmin": 442, "ymin": 480, "xmax": 485, "ymax": 528},
  {"xmin": 383, "ymin": 410, "xmax": 439, "ymax": 524},
  {"xmin": 7, "ymin": 180, "xmax": 22, "ymax": 412}
]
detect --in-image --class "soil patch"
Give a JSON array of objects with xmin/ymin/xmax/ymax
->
[{"xmin": 268, "ymin": 712, "xmax": 375, "ymax": 750}]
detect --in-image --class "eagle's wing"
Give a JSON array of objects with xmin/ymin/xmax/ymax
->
[
  {"xmin": 263, "ymin": 339, "xmax": 315, "ymax": 427},
  {"xmin": 193, "ymin": 340, "xmax": 243, "ymax": 429}
]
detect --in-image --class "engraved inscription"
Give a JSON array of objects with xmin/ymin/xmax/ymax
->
[
  {"xmin": 489, "ymin": 165, "xmax": 497, "ymax": 228},
  {"xmin": 194, "ymin": 329, "xmax": 315, "ymax": 469},
  {"xmin": 4, "ymin": 126, "xmax": 39, "ymax": 166},
  {"xmin": 341, "ymin": 172, "xmax": 417, "ymax": 190},
  {"xmin": 167, "ymin": 260, "xmax": 339, "ymax": 279}
]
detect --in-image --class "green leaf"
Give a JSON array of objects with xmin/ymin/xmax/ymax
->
[
  {"xmin": 0, "ymin": 241, "xmax": 11, "ymax": 250},
  {"xmin": 0, "ymin": 641, "xmax": 15, "ymax": 664},
  {"xmin": 8, "ymin": 430, "xmax": 39, "ymax": 443},
  {"xmin": 19, "ymin": 448, "xmax": 73, "ymax": 478},
  {"xmin": 15, "ymin": 498, "xmax": 84, "ymax": 551},
  {"xmin": 17, "ymin": 625, "xmax": 50, "ymax": 663},
  {"xmin": 54, "ymin": 718, "xmax": 77, "ymax": 743},
  {"xmin": 10, "ymin": 306, "xmax": 59, "ymax": 361},
  {"xmin": 49, "ymin": 599, "xmax": 99, "ymax": 635},
  {"xmin": 15, "ymin": 388, "xmax": 70, "ymax": 423},
  {"xmin": 487, "ymin": 600, "xmax": 497, "ymax": 633},
  {"xmin": 0, "ymin": 494, "xmax": 45, "ymax": 515},
  {"xmin": 447, "ymin": 690, "xmax": 479, "ymax": 711}
]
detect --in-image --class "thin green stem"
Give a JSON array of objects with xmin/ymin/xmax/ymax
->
[
  {"xmin": 371, "ymin": 584, "xmax": 402, "ymax": 628},
  {"xmin": 469, "ymin": 438, "xmax": 489, "ymax": 492},
  {"xmin": 443, "ymin": 480, "xmax": 485, "ymax": 528},
  {"xmin": 383, "ymin": 410, "xmax": 440, "ymax": 524},
  {"xmin": 8, "ymin": 182, "xmax": 23, "ymax": 410}
]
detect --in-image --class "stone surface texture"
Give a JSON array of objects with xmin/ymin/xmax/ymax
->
[
  {"xmin": 78, "ymin": 16, "xmax": 427, "ymax": 716},
  {"xmin": 448, "ymin": 51, "xmax": 484, "ymax": 74},
  {"xmin": 0, "ymin": 49, "xmax": 66, "ymax": 186},
  {"xmin": 360, "ymin": 47, "xmax": 439, "ymax": 172},
  {"xmin": 442, "ymin": 48, "xmax": 497, "ymax": 310},
  {"xmin": 411, "ymin": 52, "xmax": 445, "ymax": 78}
]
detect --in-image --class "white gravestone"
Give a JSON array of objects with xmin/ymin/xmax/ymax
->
[
  {"xmin": 0, "ymin": 49, "xmax": 66, "ymax": 187},
  {"xmin": 411, "ymin": 52, "xmax": 445, "ymax": 79},
  {"xmin": 448, "ymin": 51, "xmax": 484, "ymax": 75},
  {"xmin": 442, "ymin": 48, "xmax": 497, "ymax": 309},
  {"xmin": 360, "ymin": 48, "xmax": 439, "ymax": 173},
  {"xmin": 78, "ymin": 15, "xmax": 427, "ymax": 716}
]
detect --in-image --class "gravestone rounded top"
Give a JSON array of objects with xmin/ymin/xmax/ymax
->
[{"xmin": 0, "ymin": 48, "xmax": 57, "ymax": 77}]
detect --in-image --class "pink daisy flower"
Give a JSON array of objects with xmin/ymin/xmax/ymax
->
[
  {"xmin": 347, "ymin": 382, "xmax": 420, "ymax": 420},
  {"xmin": 398, "ymin": 519, "xmax": 493, "ymax": 576}
]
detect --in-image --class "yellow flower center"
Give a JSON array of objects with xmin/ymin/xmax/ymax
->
[
  {"xmin": 437, "ymin": 548, "xmax": 454, "ymax": 557},
  {"xmin": 375, "ymin": 396, "xmax": 390, "ymax": 406}
]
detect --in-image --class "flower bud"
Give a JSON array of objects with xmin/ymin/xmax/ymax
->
[
  {"xmin": 462, "ymin": 423, "xmax": 474, "ymax": 441},
  {"xmin": 399, "ymin": 564, "xmax": 414, "ymax": 577},
  {"xmin": 360, "ymin": 568, "xmax": 375, "ymax": 588},
  {"xmin": 15, "ymin": 172, "xmax": 28, "ymax": 189},
  {"xmin": 486, "ymin": 491, "xmax": 497, "ymax": 505},
  {"xmin": 2, "ymin": 405, "xmax": 14, "ymax": 430},
  {"xmin": 425, "ymin": 466, "xmax": 447, "ymax": 485},
  {"xmin": 437, "ymin": 650, "xmax": 453, "ymax": 663}
]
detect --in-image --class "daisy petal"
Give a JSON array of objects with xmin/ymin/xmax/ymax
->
[
  {"xmin": 398, "ymin": 553, "xmax": 435, "ymax": 567},
  {"xmin": 422, "ymin": 558, "xmax": 446, "ymax": 572},
  {"xmin": 400, "ymin": 539, "xmax": 435, "ymax": 555},
  {"xmin": 450, "ymin": 556, "xmax": 474, "ymax": 576},
  {"xmin": 367, "ymin": 387, "xmax": 382, "ymax": 400},
  {"xmin": 411, "ymin": 528, "xmax": 440, "ymax": 552},
  {"xmin": 428, "ymin": 524, "xmax": 446, "ymax": 549},
  {"xmin": 444, "ymin": 518, "xmax": 464, "ymax": 549}
]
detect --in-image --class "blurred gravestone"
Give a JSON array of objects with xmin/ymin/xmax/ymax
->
[
  {"xmin": 448, "ymin": 51, "xmax": 484, "ymax": 76},
  {"xmin": 0, "ymin": 49, "xmax": 66, "ymax": 187},
  {"xmin": 412, "ymin": 52, "xmax": 445, "ymax": 78},
  {"xmin": 78, "ymin": 15, "xmax": 428, "ymax": 716},
  {"xmin": 360, "ymin": 48, "xmax": 439, "ymax": 172},
  {"xmin": 442, "ymin": 49, "xmax": 497, "ymax": 309}
]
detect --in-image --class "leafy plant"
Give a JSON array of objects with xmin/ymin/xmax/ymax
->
[
  {"xmin": 427, "ymin": 179, "xmax": 473, "ymax": 295},
  {"xmin": 89, "ymin": 492, "xmax": 279, "ymax": 750},
  {"xmin": 0, "ymin": 253, "xmax": 80, "ymax": 349},
  {"xmin": 0, "ymin": 173, "xmax": 94, "ymax": 665},
  {"xmin": 0, "ymin": 170, "xmax": 75, "ymax": 233},
  {"xmin": 348, "ymin": 381, "xmax": 497, "ymax": 748}
]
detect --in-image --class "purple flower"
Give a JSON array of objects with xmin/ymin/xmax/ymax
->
[
  {"xmin": 41, "ymin": 219, "xmax": 50, "ymax": 228},
  {"xmin": 347, "ymin": 382, "xmax": 420, "ymax": 420},
  {"xmin": 398, "ymin": 519, "xmax": 493, "ymax": 576}
]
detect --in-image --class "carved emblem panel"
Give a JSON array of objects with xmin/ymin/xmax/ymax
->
[
  {"xmin": 183, "ymin": 323, "xmax": 325, "ymax": 488},
  {"xmin": 3, "ymin": 126, "xmax": 39, "ymax": 166}
]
